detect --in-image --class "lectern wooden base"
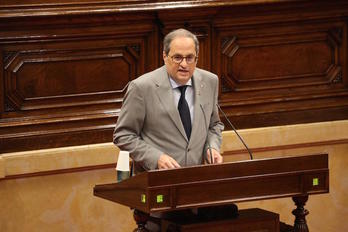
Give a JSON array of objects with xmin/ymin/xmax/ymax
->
[
  {"xmin": 161, "ymin": 208, "xmax": 279, "ymax": 232},
  {"xmin": 95, "ymin": 154, "xmax": 329, "ymax": 232}
]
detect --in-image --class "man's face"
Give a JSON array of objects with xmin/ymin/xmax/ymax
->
[{"xmin": 163, "ymin": 36, "xmax": 197, "ymax": 85}]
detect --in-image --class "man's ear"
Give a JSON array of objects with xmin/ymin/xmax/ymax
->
[{"xmin": 163, "ymin": 51, "xmax": 167, "ymax": 63}]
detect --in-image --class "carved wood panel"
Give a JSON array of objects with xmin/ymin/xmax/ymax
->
[
  {"xmin": 0, "ymin": 15, "xmax": 158, "ymax": 152},
  {"xmin": 214, "ymin": 20, "xmax": 348, "ymax": 128},
  {"xmin": 1, "ymin": 1, "xmax": 348, "ymax": 152},
  {"xmin": 4, "ymin": 45, "xmax": 138, "ymax": 111}
]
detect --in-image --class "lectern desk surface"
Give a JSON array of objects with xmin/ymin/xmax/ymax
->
[{"xmin": 94, "ymin": 153, "xmax": 328, "ymax": 214}]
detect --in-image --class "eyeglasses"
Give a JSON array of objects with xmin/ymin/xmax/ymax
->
[{"xmin": 168, "ymin": 54, "xmax": 197, "ymax": 64}]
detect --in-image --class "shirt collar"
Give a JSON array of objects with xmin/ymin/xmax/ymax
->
[{"xmin": 168, "ymin": 76, "xmax": 193, "ymax": 89}]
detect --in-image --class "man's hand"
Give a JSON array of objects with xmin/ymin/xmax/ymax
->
[
  {"xmin": 206, "ymin": 148, "xmax": 223, "ymax": 164},
  {"xmin": 158, "ymin": 154, "xmax": 181, "ymax": 169}
]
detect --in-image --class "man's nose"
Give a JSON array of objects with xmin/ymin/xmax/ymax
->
[{"xmin": 180, "ymin": 58, "xmax": 188, "ymax": 66}]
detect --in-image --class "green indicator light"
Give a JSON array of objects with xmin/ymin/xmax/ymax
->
[
  {"xmin": 313, "ymin": 178, "xmax": 319, "ymax": 186},
  {"xmin": 141, "ymin": 194, "xmax": 146, "ymax": 203},
  {"xmin": 156, "ymin": 195, "xmax": 164, "ymax": 203}
]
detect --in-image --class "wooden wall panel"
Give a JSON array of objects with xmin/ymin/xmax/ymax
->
[
  {"xmin": 214, "ymin": 20, "xmax": 348, "ymax": 128},
  {"xmin": 0, "ymin": 13, "xmax": 158, "ymax": 152},
  {"xmin": 1, "ymin": 0, "xmax": 348, "ymax": 152},
  {"xmin": 4, "ymin": 45, "xmax": 137, "ymax": 110}
]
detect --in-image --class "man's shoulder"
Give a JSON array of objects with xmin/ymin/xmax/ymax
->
[
  {"xmin": 132, "ymin": 66, "xmax": 165, "ymax": 86},
  {"xmin": 195, "ymin": 67, "xmax": 218, "ymax": 81}
]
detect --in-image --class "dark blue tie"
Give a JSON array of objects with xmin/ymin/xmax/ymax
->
[{"xmin": 178, "ymin": 85, "xmax": 192, "ymax": 140}]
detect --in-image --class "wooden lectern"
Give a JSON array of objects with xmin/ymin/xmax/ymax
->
[{"xmin": 94, "ymin": 153, "xmax": 329, "ymax": 232}]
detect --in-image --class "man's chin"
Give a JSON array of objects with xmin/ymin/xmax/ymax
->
[
  {"xmin": 177, "ymin": 73, "xmax": 191, "ymax": 80},
  {"xmin": 177, "ymin": 77, "xmax": 190, "ymax": 84}
]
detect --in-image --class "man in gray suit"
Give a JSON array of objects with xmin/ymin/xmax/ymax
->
[{"xmin": 113, "ymin": 28, "xmax": 224, "ymax": 173}]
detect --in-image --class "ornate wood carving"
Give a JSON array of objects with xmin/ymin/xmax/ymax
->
[
  {"xmin": 0, "ymin": 13, "xmax": 158, "ymax": 152},
  {"xmin": 292, "ymin": 195, "xmax": 309, "ymax": 232},
  {"xmin": 332, "ymin": 71, "xmax": 343, "ymax": 84},
  {"xmin": 3, "ymin": 45, "xmax": 137, "ymax": 111},
  {"xmin": 220, "ymin": 26, "xmax": 341, "ymax": 92},
  {"xmin": 4, "ymin": 98, "xmax": 15, "ymax": 112},
  {"xmin": 215, "ymin": 19, "xmax": 348, "ymax": 129},
  {"xmin": 1, "ymin": 1, "xmax": 348, "ymax": 152}
]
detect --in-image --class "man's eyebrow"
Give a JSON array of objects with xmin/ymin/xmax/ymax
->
[{"xmin": 172, "ymin": 53, "xmax": 195, "ymax": 56}]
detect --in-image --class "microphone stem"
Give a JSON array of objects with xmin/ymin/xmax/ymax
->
[
  {"xmin": 208, "ymin": 146, "xmax": 214, "ymax": 164},
  {"xmin": 217, "ymin": 104, "xmax": 253, "ymax": 160}
]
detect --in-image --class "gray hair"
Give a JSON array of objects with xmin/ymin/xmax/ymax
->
[{"xmin": 163, "ymin": 28, "xmax": 199, "ymax": 56}]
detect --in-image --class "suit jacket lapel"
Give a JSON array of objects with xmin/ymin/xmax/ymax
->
[{"xmin": 154, "ymin": 66, "xmax": 188, "ymax": 141}]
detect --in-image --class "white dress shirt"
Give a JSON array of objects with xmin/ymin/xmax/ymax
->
[{"xmin": 169, "ymin": 77, "xmax": 194, "ymax": 122}]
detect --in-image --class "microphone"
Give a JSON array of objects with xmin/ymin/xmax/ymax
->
[
  {"xmin": 200, "ymin": 104, "xmax": 214, "ymax": 164},
  {"xmin": 216, "ymin": 104, "xmax": 254, "ymax": 160}
]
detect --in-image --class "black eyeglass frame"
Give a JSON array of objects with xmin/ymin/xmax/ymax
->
[{"xmin": 168, "ymin": 54, "xmax": 198, "ymax": 64}]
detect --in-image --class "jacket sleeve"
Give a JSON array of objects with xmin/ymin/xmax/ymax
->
[{"xmin": 113, "ymin": 81, "xmax": 162, "ymax": 170}]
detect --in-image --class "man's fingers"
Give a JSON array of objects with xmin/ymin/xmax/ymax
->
[
  {"xmin": 165, "ymin": 160, "xmax": 175, "ymax": 169},
  {"xmin": 206, "ymin": 148, "xmax": 223, "ymax": 164},
  {"xmin": 215, "ymin": 153, "xmax": 223, "ymax": 163},
  {"xmin": 166, "ymin": 157, "xmax": 180, "ymax": 169},
  {"xmin": 158, "ymin": 154, "xmax": 181, "ymax": 169},
  {"xmin": 171, "ymin": 158, "xmax": 181, "ymax": 168}
]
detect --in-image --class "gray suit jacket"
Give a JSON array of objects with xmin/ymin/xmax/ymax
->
[{"xmin": 113, "ymin": 65, "xmax": 224, "ymax": 173}]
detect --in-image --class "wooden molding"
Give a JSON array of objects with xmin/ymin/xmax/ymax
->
[
  {"xmin": 0, "ymin": 0, "xmax": 308, "ymax": 18},
  {"xmin": 1, "ymin": 0, "xmax": 348, "ymax": 152}
]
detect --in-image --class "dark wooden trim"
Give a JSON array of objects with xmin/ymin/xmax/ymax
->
[
  {"xmin": 1, "ymin": 0, "xmax": 348, "ymax": 153},
  {"xmin": 0, "ymin": 0, "xmax": 307, "ymax": 18},
  {"xmin": 0, "ymin": 128, "xmax": 115, "ymax": 153},
  {"xmin": 222, "ymin": 107, "xmax": 348, "ymax": 130}
]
